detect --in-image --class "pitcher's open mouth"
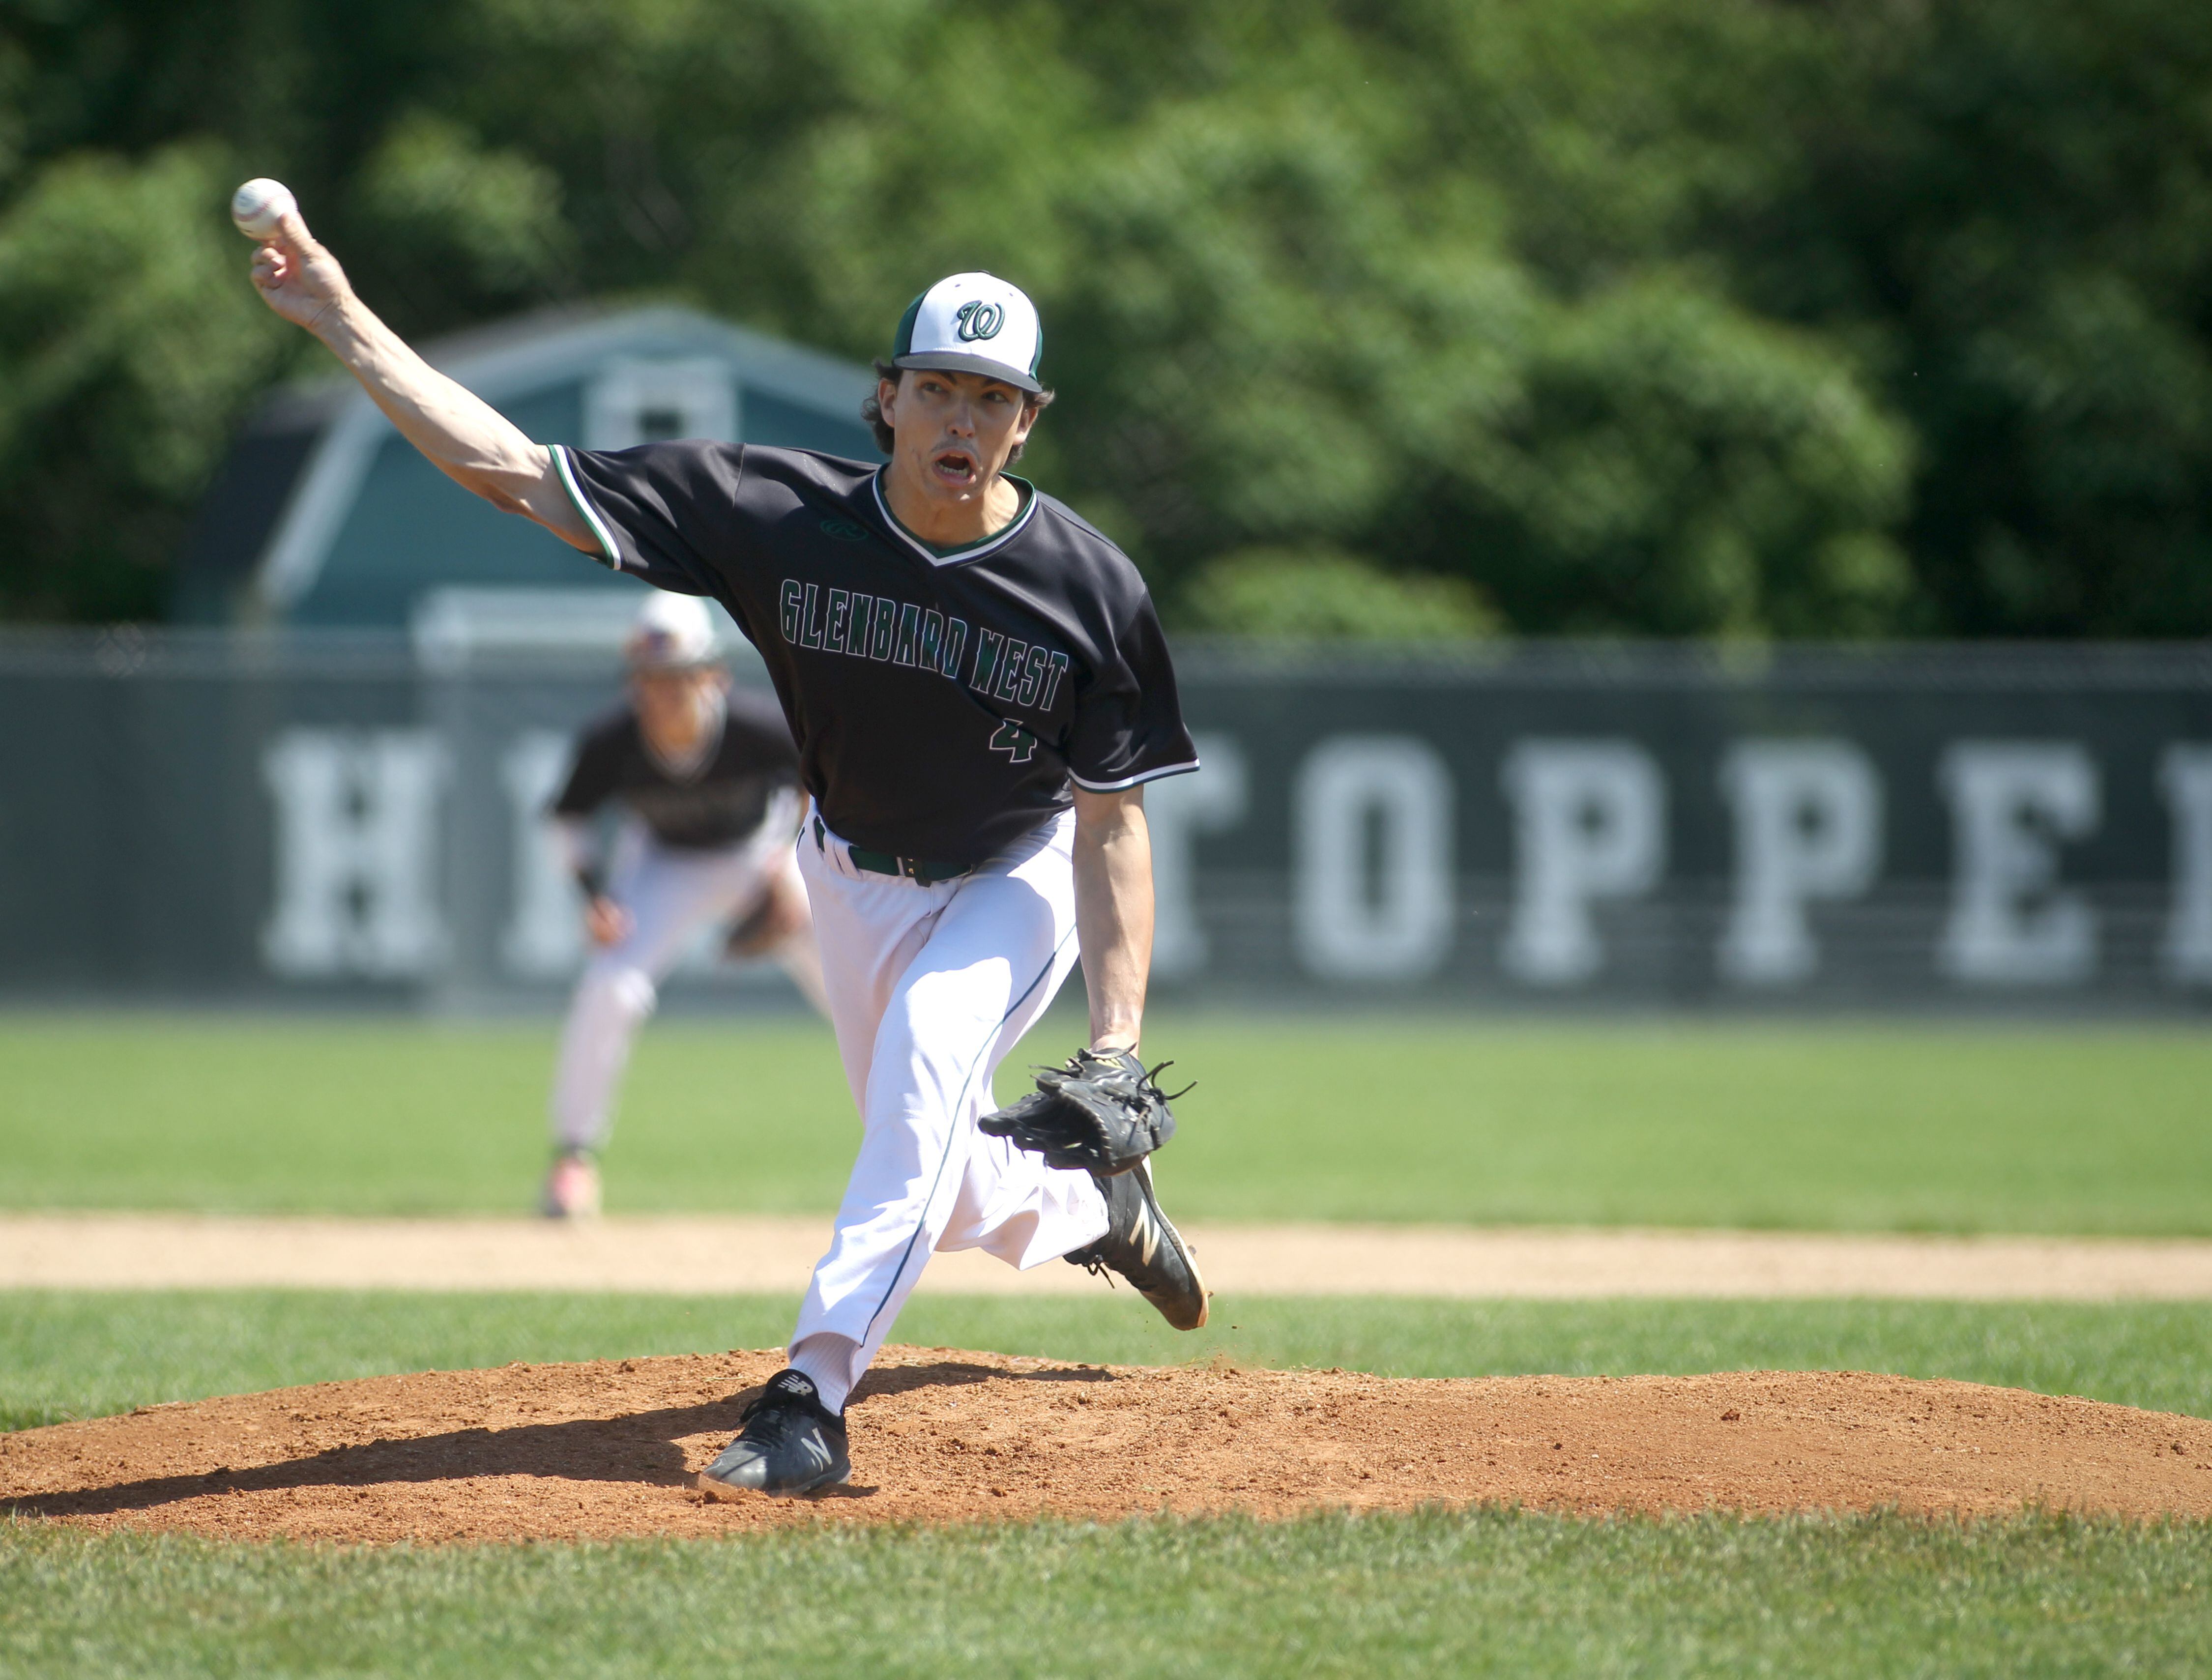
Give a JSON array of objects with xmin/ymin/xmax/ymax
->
[{"xmin": 931, "ymin": 449, "xmax": 978, "ymax": 487}]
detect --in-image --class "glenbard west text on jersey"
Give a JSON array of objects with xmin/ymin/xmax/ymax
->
[
  {"xmin": 555, "ymin": 442, "xmax": 1198, "ymax": 868},
  {"xmin": 775, "ymin": 576, "xmax": 1073, "ymax": 722}
]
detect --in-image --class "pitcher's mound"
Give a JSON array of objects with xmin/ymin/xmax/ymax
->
[{"xmin": 6, "ymin": 1347, "xmax": 2211, "ymax": 1543}]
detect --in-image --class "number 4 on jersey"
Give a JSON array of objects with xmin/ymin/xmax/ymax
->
[{"xmin": 989, "ymin": 719, "xmax": 1038, "ymax": 764}]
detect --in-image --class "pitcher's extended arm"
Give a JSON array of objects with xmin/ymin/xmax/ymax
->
[
  {"xmin": 1072, "ymin": 784, "xmax": 1153, "ymax": 1056},
  {"xmin": 246, "ymin": 202, "xmax": 597, "ymax": 554}
]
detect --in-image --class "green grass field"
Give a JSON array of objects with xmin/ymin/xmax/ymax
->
[
  {"xmin": 8, "ymin": 1509, "xmax": 2209, "ymax": 1678},
  {"xmin": 6, "ymin": 1291, "xmax": 2212, "ymax": 1676},
  {"xmin": 5, "ymin": 1012, "xmax": 2212, "ymax": 1232},
  {"xmin": 8, "ymin": 1012, "xmax": 2212, "ymax": 1675}
]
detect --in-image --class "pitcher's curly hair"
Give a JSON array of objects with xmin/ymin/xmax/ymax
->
[{"xmin": 861, "ymin": 360, "xmax": 1055, "ymax": 461}]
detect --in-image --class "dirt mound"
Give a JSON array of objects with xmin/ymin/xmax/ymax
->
[{"xmin": 6, "ymin": 1348, "xmax": 2211, "ymax": 1543}]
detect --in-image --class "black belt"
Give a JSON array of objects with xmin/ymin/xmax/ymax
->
[{"xmin": 814, "ymin": 816, "xmax": 970, "ymax": 886}]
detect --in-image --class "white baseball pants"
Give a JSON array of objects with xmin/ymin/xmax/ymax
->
[
  {"xmin": 786, "ymin": 805, "xmax": 1108, "ymax": 1413},
  {"xmin": 549, "ymin": 803, "xmax": 825, "ymax": 1156}
]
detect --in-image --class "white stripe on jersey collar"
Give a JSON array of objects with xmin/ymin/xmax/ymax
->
[{"xmin": 870, "ymin": 470, "xmax": 1038, "ymax": 568}]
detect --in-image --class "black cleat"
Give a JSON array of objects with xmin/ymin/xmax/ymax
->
[
  {"xmin": 697, "ymin": 1369, "xmax": 850, "ymax": 1498},
  {"xmin": 1064, "ymin": 1161, "xmax": 1209, "ymax": 1330}
]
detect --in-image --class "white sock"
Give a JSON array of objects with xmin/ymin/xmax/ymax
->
[{"xmin": 787, "ymin": 1332, "xmax": 860, "ymax": 1415}]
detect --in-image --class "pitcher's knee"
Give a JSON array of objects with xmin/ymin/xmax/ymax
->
[
  {"xmin": 894, "ymin": 968, "xmax": 1013, "ymax": 1051},
  {"xmin": 581, "ymin": 963, "xmax": 658, "ymax": 1023}
]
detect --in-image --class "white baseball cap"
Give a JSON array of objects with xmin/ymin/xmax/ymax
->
[
  {"xmin": 890, "ymin": 272, "xmax": 1045, "ymax": 394},
  {"xmin": 624, "ymin": 593, "xmax": 718, "ymax": 670}
]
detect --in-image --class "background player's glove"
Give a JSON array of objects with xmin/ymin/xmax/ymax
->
[
  {"xmin": 978, "ymin": 1048, "xmax": 1186, "ymax": 1176},
  {"xmin": 723, "ymin": 873, "xmax": 809, "ymax": 959}
]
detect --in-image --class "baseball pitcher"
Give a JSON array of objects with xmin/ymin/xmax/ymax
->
[{"xmin": 247, "ymin": 201, "xmax": 1206, "ymax": 1499}]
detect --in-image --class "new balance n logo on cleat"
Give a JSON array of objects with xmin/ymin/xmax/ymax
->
[
  {"xmin": 1065, "ymin": 1166, "xmax": 1208, "ymax": 1332},
  {"xmin": 697, "ymin": 1368, "xmax": 850, "ymax": 1499},
  {"xmin": 1127, "ymin": 1198, "xmax": 1162, "ymax": 1267}
]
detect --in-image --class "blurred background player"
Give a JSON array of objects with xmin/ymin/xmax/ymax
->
[{"xmin": 541, "ymin": 593, "xmax": 827, "ymax": 1217}]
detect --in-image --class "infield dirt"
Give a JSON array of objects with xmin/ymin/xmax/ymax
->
[{"xmin": 8, "ymin": 1349, "xmax": 2212, "ymax": 1542}]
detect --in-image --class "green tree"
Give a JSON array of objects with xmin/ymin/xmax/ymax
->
[
  {"xmin": 0, "ymin": 144, "xmax": 294, "ymax": 618},
  {"xmin": 1179, "ymin": 548, "xmax": 1499, "ymax": 639},
  {"xmin": 2, "ymin": 0, "xmax": 2210, "ymax": 636},
  {"xmin": 1721, "ymin": 0, "xmax": 2212, "ymax": 635}
]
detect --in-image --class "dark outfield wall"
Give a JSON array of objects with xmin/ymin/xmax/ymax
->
[{"xmin": 3, "ymin": 634, "xmax": 2210, "ymax": 1010}]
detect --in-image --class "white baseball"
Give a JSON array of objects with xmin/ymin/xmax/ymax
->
[{"xmin": 230, "ymin": 178, "xmax": 296, "ymax": 240}]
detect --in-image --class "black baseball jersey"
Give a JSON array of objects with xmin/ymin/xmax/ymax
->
[
  {"xmin": 552, "ymin": 687, "xmax": 801, "ymax": 851},
  {"xmin": 553, "ymin": 443, "xmax": 1198, "ymax": 866}
]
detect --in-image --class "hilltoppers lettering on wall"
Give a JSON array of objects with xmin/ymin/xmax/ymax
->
[{"xmin": 250, "ymin": 712, "xmax": 2212, "ymax": 994}]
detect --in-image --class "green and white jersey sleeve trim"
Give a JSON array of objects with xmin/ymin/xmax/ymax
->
[
  {"xmin": 553, "ymin": 445, "xmax": 623, "ymax": 571},
  {"xmin": 1070, "ymin": 758, "xmax": 1202, "ymax": 794}
]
